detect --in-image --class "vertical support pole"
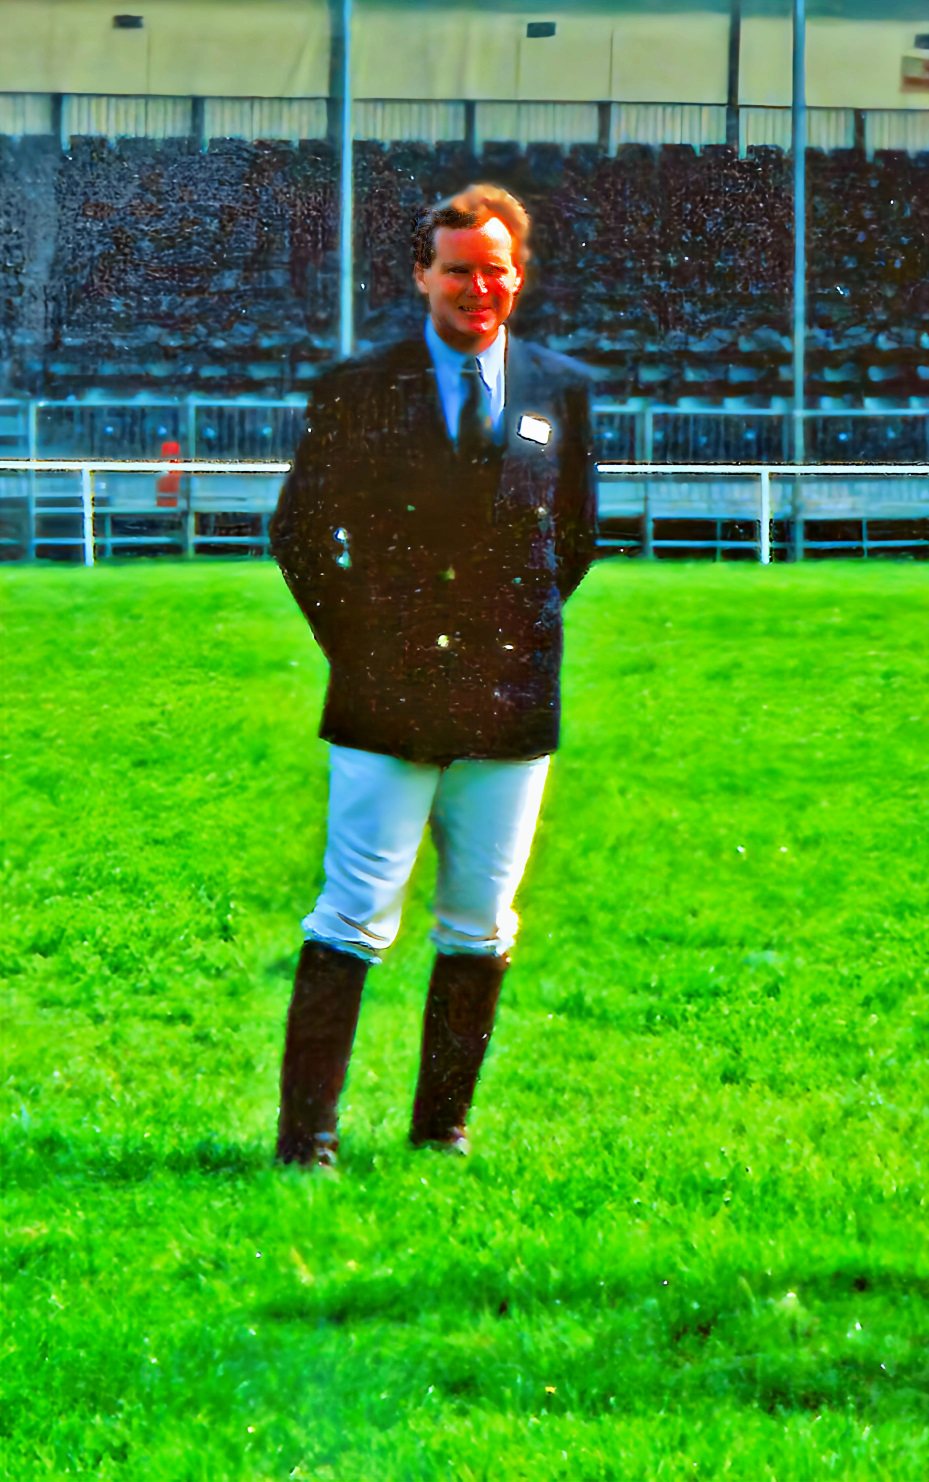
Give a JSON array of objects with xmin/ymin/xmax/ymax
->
[
  {"xmin": 791, "ymin": 0, "xmax": 807, "ymax": 561},
  {"xmin": 191, "ymin": 96, "xmax": 206, "ymax": 153},
  {"xmin": 759, "ymin": 467, "xmax": 771, "ymax": 564},
  {"xmin": 81, "ymin": 466, "xmax": 95, "ymax": 567},
  {"xmin": 27, "ymin": 400, "xmax": 38, "ymax": 561},
  {"xmin": 853, "ymin": 108, "xmax": 866, "ymax": 155},
  {"xmin": 642, "ymin": 404, "xmax": 654, "ymax": 560},
  {"xmin": 330, "ymin": 0, "xmax": 354, "ymax": 361},
  {"xmin": 52, "ymin": 94, "xmax": 66, "ymax": 151},
  {"xmin": 464, "ymin": 100, "xmax": 477, "ymax": 158},
  {"xmin": 186, "ymin": 397, "xmax": 197, "ymax": 557},
  {"xmin": 597, "ymin": 101, "xmax": 611, "ymax": 155},
  {"xmin": 726, "ymin": 0, "xmax": 742, "ymax": 150}
]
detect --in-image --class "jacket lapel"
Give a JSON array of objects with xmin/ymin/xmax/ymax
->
[
  {"xmin": 387, "ymin": 335, "xmax": 452, "ymax": 458},
  {"xmin": 499, "ymin": 331, "xmax": 547, "ymax": 498},
  {"xmin": 502, "ymin": 330, "xmax": 531, "ymax": 449}
]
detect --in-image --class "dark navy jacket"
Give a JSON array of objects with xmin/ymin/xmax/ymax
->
[{"xmin": 270, "ymin": 330, "xmax": 598, "ymax": 764}]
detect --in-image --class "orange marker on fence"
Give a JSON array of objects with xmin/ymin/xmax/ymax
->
[{"xmin": 156, "ymin": 440, "xmax": 182, "ymax": 506}]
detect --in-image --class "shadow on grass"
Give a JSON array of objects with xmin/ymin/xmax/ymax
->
[
  {"xmin": 238, "ymin": 1287, "xmax": 929, "ymax": 1428},
  {"xmin": 4, "ymin": 1143, "xmax": 929, "ymax": 1443},
  {"xmin": 251, "ymin": 1246, "xmax": 929, "ymax": 1331},
  {"xmin": 1, "ymin": 1127, "xmax": 269, "ymax": 1185}
]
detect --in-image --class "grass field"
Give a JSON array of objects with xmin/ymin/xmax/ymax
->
[{"xmin": 1, "ymin": 558, "xmax": 927, "ymax": 1481}]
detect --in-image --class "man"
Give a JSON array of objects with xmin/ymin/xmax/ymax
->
[{"xmin": 270, "ymin": 183, "xmax": 597, "ymax": 1170}]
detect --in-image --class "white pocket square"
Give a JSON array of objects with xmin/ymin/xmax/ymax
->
[{"xmin": 517, "ymin": 414, "xmax": 551, "ymax": 445}]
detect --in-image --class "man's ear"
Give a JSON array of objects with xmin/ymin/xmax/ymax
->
[{"xmin": 413, "ymin": 263, "xmax": 428, "ymax": 297}]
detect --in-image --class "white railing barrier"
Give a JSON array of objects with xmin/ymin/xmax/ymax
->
[
  {"xmin": 760, "ymin": 468, "xmax": 771, "ymax": 566},
  {"xmin": 1, "ymin": 459, "xmax": 927, "ymax": 565},
  {"xmin": 597, "ymin": 462, "xmax": 929, "ymax": 563},
  {"xmin": 0, "ymin": 460, "xmax": 290, "ymax": 565}
]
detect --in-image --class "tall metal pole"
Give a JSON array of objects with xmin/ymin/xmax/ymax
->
[
  {"xmin": 791, "ymin": 0, "xmax": 807, "ymax": 557},
  {"xmin": 339, "ymin": 0, "xmax": 354, "ymax": 359},
  {"xmin": 726, "ymin": 0, "xmax": 742, "ymax": 151}
]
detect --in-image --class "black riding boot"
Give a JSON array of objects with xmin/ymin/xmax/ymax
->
[
  {"xmin": 410, "ymin": 951, "xmax": 509, "ymax": 1154},
  {"xmin": 276, "ymin": 941, "xmax": 368, "ymax": 1169}
]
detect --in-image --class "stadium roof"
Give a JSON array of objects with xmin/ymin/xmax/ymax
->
[
  {"xmin": 32, "ymin": 0, "xmax": 929, "ymax": 17},
  {"xmin": 365, "ymin": 0, "xmax": 929, "ymax": 18}
]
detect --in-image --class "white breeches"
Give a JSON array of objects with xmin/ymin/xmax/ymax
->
[{"xmin": 301, "ymin": 744, "xmax": 551, "ymax": 963}]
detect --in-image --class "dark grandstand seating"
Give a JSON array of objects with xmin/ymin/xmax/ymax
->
[
  {"xmin": 807, "ymin": 146, "xmax": 929, "ymax": 404},
  {"xmin": 0, "ymin": 134, "xmax": 62, "ymax": 396},
  {"xmin": 0, "ymin": 133, "xmax": 927, "ymax": 407},
  {"xmin": 1, "ymin": 134, "xmax": 338, "ymax": 397}
]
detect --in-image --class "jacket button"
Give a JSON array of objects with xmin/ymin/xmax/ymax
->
[{"xmin": 437, "ymin": 635, "xmax": 450, "ymax": 648}]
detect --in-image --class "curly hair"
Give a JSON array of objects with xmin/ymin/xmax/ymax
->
[{"xmin": 412, "ymin": 183, "xmax": 531, "ymax": 271}]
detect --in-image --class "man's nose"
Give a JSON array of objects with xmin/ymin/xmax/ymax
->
[{"xmin": 470, "ymin": 272, "xmax": 488, "ymax": 295}]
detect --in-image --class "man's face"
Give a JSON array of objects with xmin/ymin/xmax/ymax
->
[{"xmin": 414, "ymin": 216, "xmax": 523, "ymax": 353}]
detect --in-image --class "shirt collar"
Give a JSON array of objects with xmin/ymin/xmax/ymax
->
[{"xmin": 424, "ymin": 316, "xmax": 506, "ymax": 385}]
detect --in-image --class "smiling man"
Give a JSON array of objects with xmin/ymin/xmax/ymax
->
[
  {"xmin": 415, "ymin": 207, "xmax": 521, "ymax": 352},
  {"xmin": 269, "ymin": 183, "xmax": 597, "ymax": 1170}
]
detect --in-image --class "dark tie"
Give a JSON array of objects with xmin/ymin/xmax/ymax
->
[{"xmin": 457, "ymin": 359, "xmax": 493, "ymax": 464}]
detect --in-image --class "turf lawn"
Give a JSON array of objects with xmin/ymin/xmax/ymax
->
[{"xmin": 1, "ymin": 557, "xmax": 927, "ymax": 1481}]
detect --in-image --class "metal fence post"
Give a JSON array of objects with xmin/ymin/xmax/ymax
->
[
  {"xmin": 792, "ymin": 418, "xmax": 806, "ymax": 561},
  {"xmin": 643, "ymin": 404, "xmax": 655, "ymax": 559},
  {"xmin": 759, "ymin": 467, "xmax": 771, "ymax": 564},
  {"xmin": 26, "ymin": 400, "xmax": 38, "ymax": 561},
  {"xmin": 81, "ymin": 467, "xmax": 95, "ymax": 566},
  {"xmin": 796, "ymin": 482, "xmax": 805, "ymax": 560},
  {"xmin": 186, "ymin": 398, "xmax": 197, "ymax": 557}
]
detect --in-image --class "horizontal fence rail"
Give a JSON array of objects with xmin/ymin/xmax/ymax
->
[
  {"xmin": 0, "ymin": 459, "xmax": 290, "ymax": 563},
  {"xmin": 597, "ymin": 462, "xmax": 928, "ymax": 560},
  {"xmin": 0, "ymin": 460, "xmax": 292, "ymax": 473},
  {"xmin": 2, "ymin": 459, "xmax": 927, "ymax": 565}
]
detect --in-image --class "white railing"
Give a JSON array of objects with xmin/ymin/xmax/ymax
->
[
  {"xmin": 597, "ymin": 462, "xmax": 929, "ymax": 560},
  {"xmin": 1, "ymin": 459, "xmax": 927, "ymax": 565},
  {"xmin": 0, "ymin": 460, "xmax": 289, "ymax": 564}
]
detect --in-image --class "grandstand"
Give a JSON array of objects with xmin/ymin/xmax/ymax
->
[{"xmin": 0, "ymin": 0, "xmax": 927, "ymax": 560}]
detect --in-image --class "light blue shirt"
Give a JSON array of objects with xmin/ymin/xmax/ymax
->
[{"xmin": 424, "ymin": 317, "xmax": 506, "ymax": 444}]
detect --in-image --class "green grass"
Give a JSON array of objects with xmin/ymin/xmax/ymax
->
[{"xmin": 1, "ymin": 558, "xmax": 927, "ymax": 1481}]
